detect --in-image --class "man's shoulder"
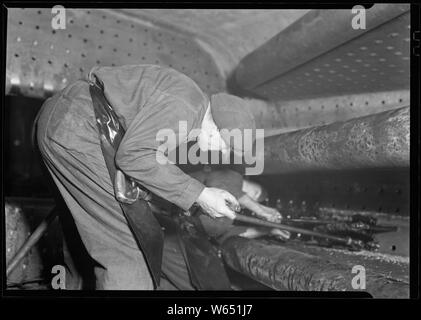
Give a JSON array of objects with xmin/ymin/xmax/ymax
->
[{"xmin": 151, "ymin": 65, "xmax": 209, "ymax": 111}]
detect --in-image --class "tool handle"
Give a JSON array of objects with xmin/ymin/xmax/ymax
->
[{"xmin": 234, "ymin": 214, "xmax": 356, "ymax": 246}]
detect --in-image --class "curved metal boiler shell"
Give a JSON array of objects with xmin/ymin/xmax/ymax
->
[
  {"xmin": 260, "ymin": 106, "xmax": 409, "ymax": 174},
  {"xmin": 6, "ymin": 8, "xmax": 225, "ymax": 98}
]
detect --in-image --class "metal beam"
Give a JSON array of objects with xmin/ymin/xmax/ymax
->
[{"xmin": 259, "ymin": 106, "xmax": 409, "ymax": 174}]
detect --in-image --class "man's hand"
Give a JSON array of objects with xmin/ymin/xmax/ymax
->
[
  {"xmin": 239, "ymin": 227, "xmax": 290, "ymax": 240},
  {"xmin": 256, "ymin": 205, "xmax": 282, "ymax": 223},
  {"xmin": 242, "ymin": 180, "xmax": 264, "ymax": 202},
  {"xmin": 196, "ymin": 187, "xmax": 239, "ymax": 220}
]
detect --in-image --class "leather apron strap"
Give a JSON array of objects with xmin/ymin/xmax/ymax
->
[{"xmin": 88, "ymin": 76, "xmax": 164, "ymax": 288}]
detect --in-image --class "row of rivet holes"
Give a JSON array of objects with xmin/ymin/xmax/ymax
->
[{"xmin": 13, "ymin": 36, "xmax": 218, "ymax": 89}]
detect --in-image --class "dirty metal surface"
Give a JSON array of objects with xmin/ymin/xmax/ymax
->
[
  {"xmin": 5, "ymin": 199, "xmax": 62, "ymax": 289},
  {"xmin": 260, "ymin": 106, "xmax": 409, "ymax": 174},
  {"xmin": 5, "ymin": 202, "xmax": 41, "ymax": 285},
  {"xmin": 221, "ymin": 236, "xmax": 409, "ymax": 297},
  {"xmin": 6, "ymin": 8, "xmax": 225, "ymax": 99},
  {"xmin": 253, "ymin": 12, "xmax": 410, "ymax": 100}
]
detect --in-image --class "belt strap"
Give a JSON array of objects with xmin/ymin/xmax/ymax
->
[{"xmin": 88, "ymin": 76, "xmax": 163, "ymax": 288}]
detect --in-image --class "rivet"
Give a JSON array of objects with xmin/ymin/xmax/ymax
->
[
  {"xmin": 33, "ymin": 40, "xmax": 38, "ymax": 46},
  {"xmin": 17, "ymin": 37, "xmax": 21, "ymax": 42}
]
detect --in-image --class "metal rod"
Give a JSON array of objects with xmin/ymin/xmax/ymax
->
[
  {"xmin": 234, "ymin": 214, "xmax": 353, "ymax": 246},
  {"xmin": 6, "ymin": 208, "xmax": 58, "ymax": 277}
]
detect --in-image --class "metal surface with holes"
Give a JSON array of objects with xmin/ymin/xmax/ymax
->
[
  {"xmin": 244, "ymin": 90, "xmax": 409, "ymax": 131},
  {"xmin": 119, "ymin": 9, "xmax": 309, "ymax": 76},
  {"xmin": 6, "ymin": 8, "xmax": 225, "ymax": 98},
  {"xmin": 234, "ymin": 5, "xmax": 409, "ymax": 90},
  {"xmin": 253, "ymin": 12, "xmax": 410, "ymax": 100},
  {"xmin": 253, "ymin": 167, "xmax": 409, "ymax": 216}
]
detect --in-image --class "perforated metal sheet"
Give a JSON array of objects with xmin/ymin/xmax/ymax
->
[
  {"xmin": 272, "ymin": 90, "xmax": 410, "ymax": 129},
  {"xmin": 242, "ymin": 90, "xmax": 409, "ymax": 132},
  {"xmin": 254, "ymin": 12, "xmax": 410, "ymax": 101},
  {"xmin": 6, "ymin": 8, "xmax": 225, "ymax": 98},
  {"xmin": 253, "ymin": 167, "xmax": 410, "ymax": 216}
]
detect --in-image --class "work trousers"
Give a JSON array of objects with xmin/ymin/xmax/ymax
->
[{"xmin": 37, "ymin": 80, "xmax": 193, "ymax": 290}]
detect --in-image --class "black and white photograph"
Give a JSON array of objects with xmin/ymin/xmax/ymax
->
[{"xmin": 2, "ymin": 3, "xmax": 418, "ymax": 306}]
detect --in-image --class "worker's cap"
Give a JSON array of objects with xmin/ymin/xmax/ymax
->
[{"xmin": 210, "ymin": 93, "xmax": 256, "ymax": 156}]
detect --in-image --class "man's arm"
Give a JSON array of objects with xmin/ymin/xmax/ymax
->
[
  {"xmin": 115, "ymin": 93, "xmax": 238, "ymax": 219},
  {"xmin": 115, "ymin": 93, "xmax": 206, "ymax": 211}
]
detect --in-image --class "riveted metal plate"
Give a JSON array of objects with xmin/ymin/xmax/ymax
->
[
  {"xmin": 6, "ymin": 8, "xmax": 225, "ymax": 98},
  {"xmin": 255, "ymin": 13, "xmax": 410, "ymax": 100}
]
